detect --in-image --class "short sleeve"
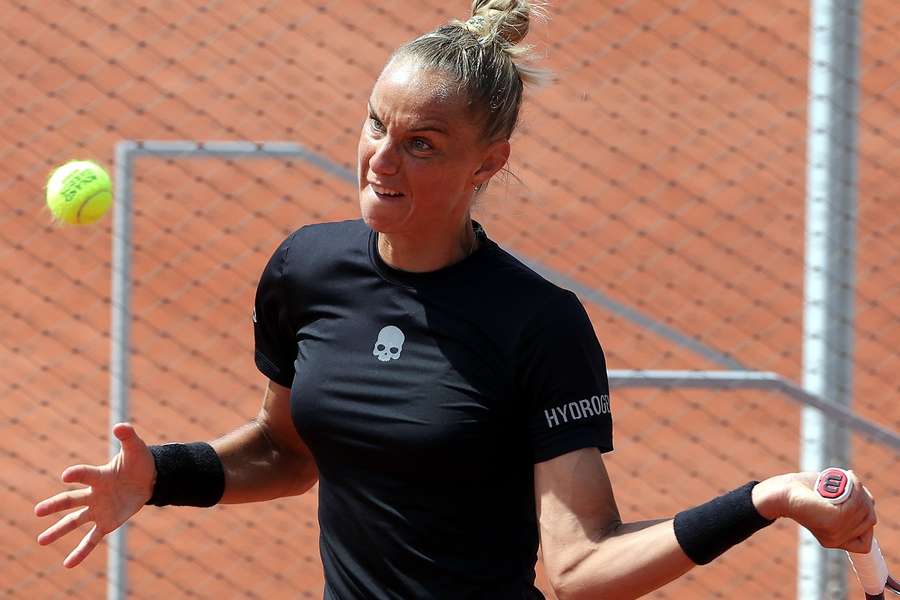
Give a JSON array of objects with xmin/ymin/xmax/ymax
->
[
  {"xmin": 252, "ymin": 233, "xmax": 299, "ymax": 388},
  {"xmin": 518, "ymin": 290, "xmax": 613, "ymax": 463}
]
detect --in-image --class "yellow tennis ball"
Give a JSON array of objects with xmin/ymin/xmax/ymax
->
[{"xmin": 45, "ymin": 160, "xmax": 113, "ymax": 225}]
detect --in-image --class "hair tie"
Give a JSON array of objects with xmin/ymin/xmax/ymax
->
[{"xmin": 465, "ymin": 14, "xmax": 488, "ymax": 36}]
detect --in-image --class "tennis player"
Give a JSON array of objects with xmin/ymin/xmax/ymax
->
[{"xmin": 35, "ymin": 1, "xmax": 877, "ymax": 598}]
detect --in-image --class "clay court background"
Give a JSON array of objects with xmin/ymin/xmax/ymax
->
[{"xmin": 2, "ymin": 0, "xmax": 899, "ymax": 598}]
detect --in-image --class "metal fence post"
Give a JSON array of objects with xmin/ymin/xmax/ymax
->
[
  {"xmin": 799, "ymin": 1, "xmax": 862, "ymax": 598},
  {"xmin": 107, "ymin": 141, "xmax": 137, "ymax": 600}
]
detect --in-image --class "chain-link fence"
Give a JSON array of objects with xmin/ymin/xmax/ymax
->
[{"xmin": 2, "ymin": 1, "xmax": 898, "ymax": 599}]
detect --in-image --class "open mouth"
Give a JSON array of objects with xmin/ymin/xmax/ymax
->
[{"xmin": 371, "ymin": 184, "xmax": 404, "ymax": 199}]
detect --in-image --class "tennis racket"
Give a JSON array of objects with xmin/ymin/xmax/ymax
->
[{"xmin": 815, "ymin": 467, "xmax": 900, "ymax": 599}]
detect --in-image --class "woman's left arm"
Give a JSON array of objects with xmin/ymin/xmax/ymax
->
[{"xmin": 535, "ymin": 448, "xmax": 877, "ymax": 600}]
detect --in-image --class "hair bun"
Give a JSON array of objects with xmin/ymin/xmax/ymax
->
[{"xmin": 467, "ymin": 0, "xmax": 534, "ymax": 46}]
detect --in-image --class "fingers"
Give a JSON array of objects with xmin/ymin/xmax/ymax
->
[
  {"xmin": 63, "ymin": 523, "xmax": 105, "ymax": 569},
  {"xmin": 845, "ymin": 474, "xmax": 876, "ymax": 525},
  {"xmin": 61, "ymin": 464, "xmax": 103, "ymax": 486},
  {"xmin": 813, "ymin": 470, "xmax": 878, "ymax": 552},
  {"xmin": 34, "ymin": 487, "xmax": 91, "ymax": 518},
  {"xmin": 37, "ymin": 506, "xmax": 91, "ymax": 546},
  {"xmin": 837, "ymin": 483, "xmax": 877, "ymax": 553},
  {"xmin": 862, "ymin": 483, "xmax": 875, "ymax": 507},
  {"xmin": 841, "ymin": 528, "xmax": 875, "ymax": 555},
  {"xmin": 835, "ymin": 509, "xmax": 876, "ymax": 553},
  {"xmin": 846, "ymin": 511, "xmax": 877, "ymax": 545},
  {"xmin": 113, "ymin": 422, "xmax": 147, "ymax": 450},
  {"xmin": 113, "ymin": 422, "xmax": 137, "ymax": 443}
]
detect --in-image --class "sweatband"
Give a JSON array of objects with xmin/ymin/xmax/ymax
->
[
  {"xmin": 673, "ymin": 481, "xmax": 774, "ymax": 565},
  {"xmin": 146, "ymin": 442, "xmax": 225, "ymax": 507}
]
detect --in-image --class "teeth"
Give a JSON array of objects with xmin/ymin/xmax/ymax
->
[{"xmin": 372, "ymin": 184, "xmax": 402, "ymax": 197}]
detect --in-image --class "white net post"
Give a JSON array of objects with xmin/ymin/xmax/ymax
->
[{"xmin": 799, "ymin": 1, "xmax": 863, "ymax": 598}]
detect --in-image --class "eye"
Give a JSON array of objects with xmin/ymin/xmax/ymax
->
[
  {"xmin": 368, "ymin": 116, "xmax": 385, "ymax": 133},
  {"xmin": 410, "ymin": 138, "xmax": 433, "ymax": 152}
]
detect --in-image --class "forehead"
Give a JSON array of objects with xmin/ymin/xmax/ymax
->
[{"xmin": 370, "ymin": 59, "xmax": 470, "ymax": 125}]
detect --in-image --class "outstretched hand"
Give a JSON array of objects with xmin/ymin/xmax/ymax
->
[{"xmin": 34, "ymin": 423, "xmax": 156, "ymax": 568}]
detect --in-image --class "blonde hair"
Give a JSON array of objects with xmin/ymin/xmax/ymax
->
[{"xmin": 391, "ymin": 0, "xmax": 549, "ymax": 141}]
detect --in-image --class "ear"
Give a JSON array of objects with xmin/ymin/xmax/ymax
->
[{"xmin": 472, "ymin": 139, "xmax": 511, "ymax": 187}]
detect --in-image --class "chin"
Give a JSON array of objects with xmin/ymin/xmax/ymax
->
[
  {"xmin": 361, "ymin": 211, "xmax": 389, "ymax": 233},
  {"xmin": 362, "ymin": 213, "xmax": 404, "ymax": 235},
  {"xmin": 360, "ymin": 196, "xmax": 409, "ymax": 234}
]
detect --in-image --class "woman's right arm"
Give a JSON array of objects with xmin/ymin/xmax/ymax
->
[
  {"xmin": 536, "ymin": 448, "xmax": 876, "ymax": 600},
  {"xmin": 214, "ymin": 379, "xmax": 318, "ymax": 503}
]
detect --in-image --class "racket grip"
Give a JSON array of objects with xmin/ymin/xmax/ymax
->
[
  {"xmin": 848, "ymin": 538, "xmax": 889, "ymax": 596},
  {"xmin": 816, "ymin": 467, "xmax": 888, "ymax": 596}
]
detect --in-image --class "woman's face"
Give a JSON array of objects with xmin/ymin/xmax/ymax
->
[{"xmin": 358, "ymin": 58, "xmax": 508, "ymax": 236}]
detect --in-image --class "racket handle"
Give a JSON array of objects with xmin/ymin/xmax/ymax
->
[{"xmin": 816, "ymin": 467, "xmax": 888, "ymax": 596}]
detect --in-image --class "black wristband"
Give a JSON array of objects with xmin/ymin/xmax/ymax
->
[
  {"xmin": 147, "ymin": 442, "xmax": 225, "ymax": 507},
  {"xmin": 673, "ymin": 481, "xmax": 774, "ymax": 565}
]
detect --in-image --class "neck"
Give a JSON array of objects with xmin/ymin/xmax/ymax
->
[{"xmin": 378, "ymin": 219, "xmax": 479, "ymax": 273}]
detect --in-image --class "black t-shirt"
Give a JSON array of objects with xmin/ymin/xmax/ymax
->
[{"xmin": 253, "ymin": 219, "xmax": 612, "ymax": 600}]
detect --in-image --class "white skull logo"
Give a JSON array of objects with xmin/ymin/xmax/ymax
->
[{"xmin": 373, "ymin": 325, "xmax": 405, "ymax": 362}]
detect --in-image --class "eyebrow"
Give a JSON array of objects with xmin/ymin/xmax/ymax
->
[{"xmin": 368, "ymin": 102, "xmax": 449, "ymax": 135}]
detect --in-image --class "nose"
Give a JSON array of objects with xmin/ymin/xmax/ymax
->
[{"xmin": 369, "ymin": 137, "xmax": 400, "ymax": 177}]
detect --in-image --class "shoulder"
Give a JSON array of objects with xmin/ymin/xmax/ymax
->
[
  {"xmin": 460, "ymin": 240, "xmax": 592, "ymax": 351},
  {"xmin": 293, "ymin": 218, "xmax": 369, "ymax": 239},
  {"xmin": 480, "ymin": 240, "xmax": 581, "ymax": 316},
  {"xmin": 273, "ymin": 218, "xmax": 369, "ymax": 270},
  {"xmin": 280, "ymin": 218, "xmax": 368, "ymax": 256},
  {"xmin": 259, "ymin": 219, "xmax": 369, "ymax": 294}
]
